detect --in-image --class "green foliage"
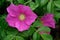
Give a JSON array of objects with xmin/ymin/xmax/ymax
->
[
  {"xmin": 35, "ymin": 0, "xmax": 48, "ymax": 7},
  {"xmin": 4, "ymin": 35, "xmax": 24, "ymax": 40},
  {"xmin": 37, "ymin": 27, "xmax": 51, "ymax": 32},
  {"xmin": 32, "ymin": 19, "xmax": 43, "ymax": 27},
  {"xmin": 55, "ymin": 12, "xmax": 60, "ymax": 18},
  {"xmin": 41, "ymin": 33, "xmax": 53, "ymax": 40},
  {"xmin": 0, "ymin": 0, "xmax": 5, "ymax": 6},
  {"xmin": 17, "ymin": 0, "xmax": 25, "ymax": 4},
  {"xmin": 0, "ymin": 14, "xmax": 8, "ymax": 30},
  {"xmin": 40, "ymin": 0, "xmax": 48, "ymax": 7},
  {"xmin": 33, "ymin": 32, "xmax": 41, "ymax": 40},
  {"xmin": 0, "ymin": 0, "xmax": 60, "ymax": 40},
  {"xmin": 54, "ymin": 0, "xmax": 60, "ymax": 8},
  {"xmin": 47, "ymin": 0, "xmax": 55, "ymax": 13},
  {"xmin": 29, "ymin": 2, "xmax": 39, "ymax": 10}
]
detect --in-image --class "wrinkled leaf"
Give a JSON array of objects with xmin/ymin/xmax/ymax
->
[
  {"xmin": 4, "ymin": 35, "xmax": 15, "ymax": 40},
  {"xmin": 4, "ymin": 35, "xmax": 24, "ymax": 40},
  {"xmin": 17, "ymin": 0, "xmax": 24, "ymax": 4},
  {"xmin": 32, "ymin": 19, "xmax": 43, "ymax": 27},
  {"xmin": 54, "ymin": 0, "xmax": 60, "ymax": 8},
  {"xmin": 37, "ymin": 27, "xmax": 51, "ymax": 32},
  {"xmin": 40, "ymin": 0, "xmax": 48, "ymax": 6},
  {"xmin": 41, "ymin": 33, "xmax": 53, "ymax": 40},
  {"xmin": 15, "ymin": 36, "xmax": 24, "ymax": 40},
  {"xmin": 33, "ymin": 32, "xmax": 41, "ymax": 40},
  {"xmin": 0, "ymin": 14, "xmax": 8, "ymax": 30},
  {"xmin": 35, "ymin": 0, "xmax": 48, "ymax": 7},
  {"xmin": 47, "ymin": 0, "xmax": 55, "ymax": 13},
  {"xmin": 29, "ymin": 2, "xmax": 39, "ymax": 10},
  {"xmin": 55, "ymin": 12, "xmax": 60, "ymax": 18}
]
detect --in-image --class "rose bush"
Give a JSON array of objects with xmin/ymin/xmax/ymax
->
[{"xmin": 0, "ymin": 0, "xmax": 60, "ymax": 40}]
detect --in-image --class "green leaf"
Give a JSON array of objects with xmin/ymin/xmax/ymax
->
[
  {"xmin": 32, "ymin": 19, "xmax": 43, "ymax": 27},
  {"xmin": 1, "ymin": 30, "xmax": 6, "ymax": 38},
  {"xmin": 4, "ymin": 35, "xmax": 15, "ymax": 40},
  {"xmin": 29, "ymin": 2, "xmax": 39, "ymax": 10},
  {"xmin": 7, "ymin": 0, "xmax": 13, "ymax": 3},
  {"xmin": 33, "ymin": 32, "xmax": 41, "ymax": 40},
  {"xmin": 0, "ymin": 14, "xmax": 8, "ymax": 30},
  {"xmin": 17, "ymin": 0, "xmax": 24, "ymax": 4},
  {"xmin": 24, "ymin": 0, "xmax": 32, "ymax": 5},
  {"xmin": 6, "ymin": 27, "xmax": 18, "ymax": 35},
  {"xmin": 40, "ymin": 0, "xmax": 48, "ymax": 6},
  {"xmin": 35, "ymin": 0, "xmax": 48, "ymax": 7},
  {"xmin": 0, "ymin": 0, "xmax": 5, "ymax": 6},
  {"xmin": 35, "ymin": 0, "xmax": 39, "ymax": 5},
  {"xmin": 41, "ymin": 34, "xmax": 53, "ymax": 40},
  {"xmin": 54, "ymin": 0, "xmax": 60, "ymax": 8},
  {"xmin": 4, "ymin": 35, "xmax": 24, "ymax": 40},
  {"xmin": 55, "ymin": 7, "xmax": 60, "ymax": 11},
  {"xmin": 47, "ymin": 0, "xmax": 54, "ymax": 13},
  {"xmin": 37, "ymin": 27, "xmax": 51, "ymax": 32},
  {"xmin": 0, "ymin": 14, "xmax": 8, "ymax": 40},
  {"xmin": 15, "ymin": 36, "xmax": 24, "ymax": 40},
  {"xmin": 55, "ymin": 12, "xmax": 60, "ymax": 18}
]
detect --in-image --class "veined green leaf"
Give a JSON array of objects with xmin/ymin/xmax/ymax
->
[
  {"xmin": 32, "ymin": 19, "xmax": 43, "ymax": 27},
  {"xmin": 4, "ymin": 35, "xmax": 15, "ymax": 40},
  {"xmin": 37, "ymin": 27, "xmax": 51, "ymax": 32},
  {"xmin": 35, "ymin": 0, "xmax": 48, "ymax": 7},
  {"xmin": 15, "ymin": 36, "xmax": 24, "ymax": 40},
  {"xmin": 54, "ymin": 0, "xmax": 60, "ymax": 8},
  {"xmin": 4, "ymin": 35, "xmax": 24, "ymax": 40},
  {"xmin": 17, "ymin": 0, "xmax": 24, "ymax": 4},
  {"xmin": 29, "ymin": 2, "xmax": 39, "ymax": 10},
  {"xmin": 40, "ymin": 0, "xmax": 48, "ymax": 6},
  {"xmin": 41, "ymin": 33, "xmax": 53, "ymax": 40},
  {"xmin": 33, "ymin": 32, "xmax": 41, "ymax": 40},
  {"xmin": 55, "ymin": 12, "xmax": 60, "ymax": 18},
  {"xmin": 47, "ymin": 0, "xmax": 55, "ymax": 13}
]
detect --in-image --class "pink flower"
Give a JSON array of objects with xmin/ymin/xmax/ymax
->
[
  {"xmin": 6, "ymin": 4, "xmax": 37, "ymax": 32},
  {"xmin": 40, "ymin": 14, "xmax": 55, "ymax": 28}
]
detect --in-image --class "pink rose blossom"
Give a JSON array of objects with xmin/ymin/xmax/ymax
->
[
  {"xmin": 6, "ymin": 4, "xmax": 37, "ymax": 32},
  {"xmin": 40, "ymin": 14, "xmax": 55, "ymax": 28}
]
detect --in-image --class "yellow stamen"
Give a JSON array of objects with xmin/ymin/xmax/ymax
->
[{"xmin": 19, "ymin": 14, "xmax": 25, "ymax": 21}]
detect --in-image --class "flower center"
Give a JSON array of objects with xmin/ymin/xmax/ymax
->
[{"xmin": 19, "ymin": 14, "xmax": 25, "ymax": 21}]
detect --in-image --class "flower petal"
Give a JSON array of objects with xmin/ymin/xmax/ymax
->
[
  {"xmin": 40, "ymin": 14, "xmax": 55, "ymax": 28},
  {"xmin": 18, "ymin": 5, "xmax": 32, "ymax": 13},
  {"xmin": 43, "ymin": 20, "xmax": 55, "ymax": 28},
  {"xmin": 7, "ymin": 4, "xmax": 19, "ymax": 17},
  {"xmin": 15, "ymin": 21, "xmax": 30, "ymax": 32},
  {"xmin": 25, "ymin": 12, "xmax": 37, "ymax": 25},
  {"xmin": 6, "ymin": 14, "xmax": 18, "ymax": 27},
  {"xmin": 40, "ymin": 14, "xmax": 54, "ymax": 21}
]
